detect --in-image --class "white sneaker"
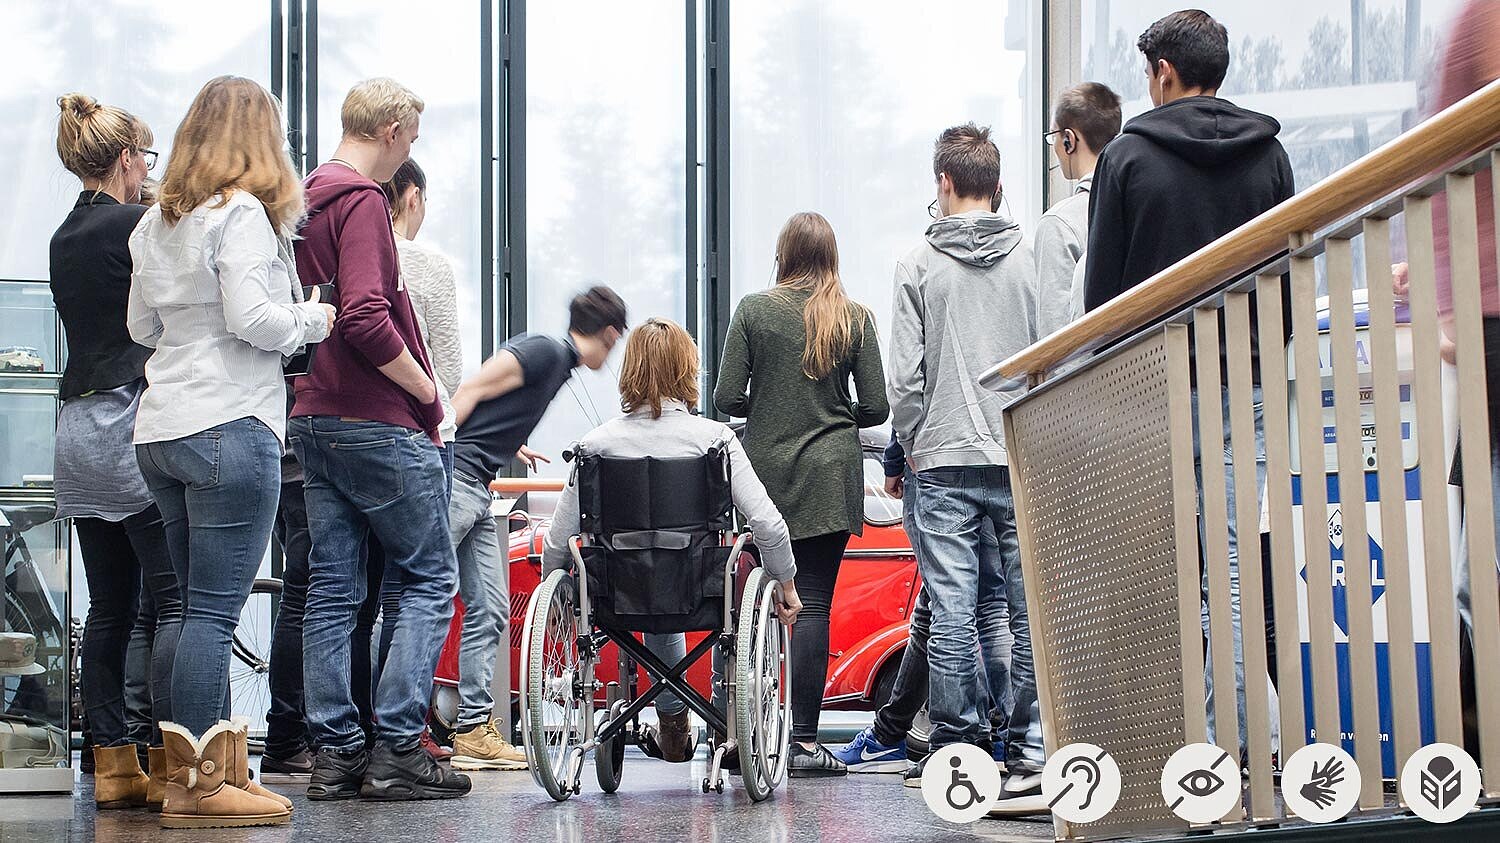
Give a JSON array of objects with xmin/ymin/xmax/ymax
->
[{"xmin": 988, "ymin": 772, "xmax": 1048, "ymax": 816}]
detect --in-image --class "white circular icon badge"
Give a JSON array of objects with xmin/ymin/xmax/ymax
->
[
  {"xmin": 1042, "ymin": 743, "xmax": 1122, "ymax": 824},
  {"xmin": 1400, "ymin": 743, "xmax": 1480, "ymax": 824},
  {"xmin": 920, "ymin": 743, "xmax": 1003, "ymax": 824},
  {"xmin": 1160, "ymin": 743, "xmax": 1241, "ymax": 823},
  {"xmin": 1282, "ymin": 743, "xmax": 1361, "ymax": 823}
]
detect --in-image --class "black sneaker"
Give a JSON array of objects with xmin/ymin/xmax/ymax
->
[
  {"xmin": 261, "ymin": 748, "xmax": 316, "ymax": 784},
  {"xmin": 787, "ymin": 743, "xmax": 847, "ymax": 778},
  {"xmin": 903, "ymin": 755, "xmax": 926, "ymax": 788},
  {"xmin": 307, "ymin": 746, "xmax": 369, "ymax": 801},
  {"xmin": 360, "ymin": 741, "xmax": 472, "ymax": 801}
]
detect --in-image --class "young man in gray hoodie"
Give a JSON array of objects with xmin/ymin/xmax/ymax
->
[{"xmin": 887, "ymin": 123, "xmax": 1045, "ymax": 812}]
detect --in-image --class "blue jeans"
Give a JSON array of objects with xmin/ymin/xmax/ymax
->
[
  {"xmin": 449, "ymin": 469, "xmax": 509, "ymax": 727},
  {"xmin": 137, "ymin": 417, "xmax": 281, "ymax": 735},
  {"xmin": 290, "ymin": 417, "xmax": 457, "ymax": 751},
  {"xmin": 1192, "ymin": 387, "xmax": 1270, "ymax": 751},
  {"xmin": 911, "ymin": 465, "xmax": 1032, "ymax": 755},
  {"xmin": 873, "ymin": 469, "xmax": 1015, "ymax": 749}
]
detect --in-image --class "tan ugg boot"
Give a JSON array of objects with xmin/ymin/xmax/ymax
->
[
  {"xmin": 225, "ymin": 717, "xmax": 293, "ymax": 812},
  {"xmin": 158, "ymin": 722, "xmax": 290, "ymax": 829},
  {"xmin": 146, "ymin": 746, "xmax": 166, "ymax": 809},
  {"xmin": 93, "ymin": 744, "xmax": 150, "ymax": 809}
]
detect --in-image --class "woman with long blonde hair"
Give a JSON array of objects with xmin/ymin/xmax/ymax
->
[
  {"xmin": 127, "ymin": 75, "xmax": 333, "ymax": 829},
  {"xmin": 713, "ymin": 211, "xmax": 888, "ymax": 777}
]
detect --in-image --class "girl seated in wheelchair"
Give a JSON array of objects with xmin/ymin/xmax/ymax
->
[{"xmin": 542, "ymin": 317, "xmax": 801, "ymax": 763}]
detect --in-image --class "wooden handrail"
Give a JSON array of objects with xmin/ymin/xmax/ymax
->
[
  {"xmin": 985, "ymin": 77, "xmax": 1500, "ymax": 384},
  {"xmin": 490, "ymin": 477, "xmax": 565, "ymax": 495}
]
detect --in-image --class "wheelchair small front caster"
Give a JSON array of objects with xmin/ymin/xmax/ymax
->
[
  {"xmin": 701, "ymin": 777, "xmax": 712, "ymax": 794},
  {"xmin": 714, "ymin": 779, "xmax": 725, "ymax": 794}
]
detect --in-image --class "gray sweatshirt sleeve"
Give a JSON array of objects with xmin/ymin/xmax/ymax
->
[
  {"xmin": 725, "ymin": 435, "xmax": 796, "ymax": 582},
  {"xmin": 542, "ymin": 471, "xmax": 581, "ymax": 575},
  {"xmin": 887, "ymin": 259, "xmax": 925, "ymax": 454},
  {"xmin": 1033, "ymin": 212, "xmax": 1084, "ymax": 340}
]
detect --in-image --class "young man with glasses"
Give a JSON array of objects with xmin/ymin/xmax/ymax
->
[
  {"xmin": 887, "ymin": 123, "xmax": 1045, "ymax": 812},
  {"xmin": 1036, "ymin": 82, "xmax": 1121, "ymax": 339}
]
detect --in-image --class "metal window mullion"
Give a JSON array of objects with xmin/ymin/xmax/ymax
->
[
  {"xmin": 502, "ymin": 0, "xmax": 527, "ymax": 340},
  {"xmin": 703, "ymin": 0, "xmax": 730, "ymax": 419},
  {"xmin": 1326, "ymin": 236, "xmax": 1383, "ymax": 809},
  {"xmin": 480, "ymin": 0, "xmax": 495, "ymax": 360},
  {"xmin": 685, "ymin": 0, "xmax": 699, "ymax": 342},
  {"xmin": 305, "ymin": 0, "xmax": 319, "ymax": 169}
]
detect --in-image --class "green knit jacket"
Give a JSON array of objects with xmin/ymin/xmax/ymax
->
[{"xmin": 713, "ymin": 288, "xmax": 889, "ymax": 539}]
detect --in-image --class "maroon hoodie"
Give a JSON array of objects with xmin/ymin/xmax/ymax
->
[{"xmin": 292, "ymin": 163, "xmax": 443, "ymax": 437}]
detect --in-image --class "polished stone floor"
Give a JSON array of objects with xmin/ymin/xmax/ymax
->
[{"xmin": 2, "ymin": 748, "xmax": 1056, "ymax": 843}]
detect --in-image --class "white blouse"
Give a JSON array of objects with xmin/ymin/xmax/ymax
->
[{"xmin": 128, "ymin": 191, "xmax": 330, "ymax": 444}]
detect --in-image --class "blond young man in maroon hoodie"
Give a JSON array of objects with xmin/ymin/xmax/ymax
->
[{"xmin": 287, "ymin": 78, "xmax": 469, "ymax": 803}]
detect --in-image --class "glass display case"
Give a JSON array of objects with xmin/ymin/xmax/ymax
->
[{"xmin": 0, "ymin": 278, "xmax": 71, "ymax": 792}]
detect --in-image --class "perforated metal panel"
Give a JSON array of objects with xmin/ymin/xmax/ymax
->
[{"xmin": 1006, "ymin": 331, "xmax": 1193, "ymax": 840}]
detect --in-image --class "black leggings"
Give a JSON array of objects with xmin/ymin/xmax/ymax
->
[
  {"xmin": 76, "ymin": 507, "xmax": 180, "ymax": 748},
  {"xmin": 789, "ymin": 531, "xmax": 850, "ymax": 743}
]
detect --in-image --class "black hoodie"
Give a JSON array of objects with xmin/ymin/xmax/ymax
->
[{"xmin": 1083, "ymin": 96, "xmax": 1294, "ymax": 312}]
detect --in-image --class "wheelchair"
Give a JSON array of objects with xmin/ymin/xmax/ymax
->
[{"xmin": 519, "ymin": 445, "xmax": 791, "ymax": 801}]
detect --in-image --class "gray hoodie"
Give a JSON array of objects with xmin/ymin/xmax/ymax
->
[{"xmin": 888, "ymin": 211, "xmax": 1037, "ymax": 470}]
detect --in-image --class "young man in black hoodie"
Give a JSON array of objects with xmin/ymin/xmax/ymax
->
[
  {"xmin": 1082, "ymin": 9, "xmax": 1293, "ymax": 755},
  {"xmin": 1083, "ymin": 9, "xmax": 1293, "ymax": 310}
]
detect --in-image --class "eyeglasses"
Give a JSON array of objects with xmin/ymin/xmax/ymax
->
[
  {"xmin": 1043, "ymin": 129, "xmax": 1065, "ymax": 146},
  {"xmin": 927, "ymin": 199, "xmax": 940, "ymax": 220},
  {"xmin": 141, "ymin": 149, "xmax": 159, "ymax": 171}
]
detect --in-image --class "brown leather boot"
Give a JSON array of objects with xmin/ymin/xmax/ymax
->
[
  {"xmin": 146, "ymin": 746, "xmax": 166, "ymax": 809},
  {"xmin": 642, "ymin": 709, "xmax": 695, "ymax": 763},
  {"xmin": 226, "ymin": 718, "xmax": 293, "ymax": 812},
  {"xmin": 158, "ymin": 722, "xmax": 290, "ymax": 829},
  {"xmin": 93, "ymin": 744, "xmax": 150, "ymax": 809}
]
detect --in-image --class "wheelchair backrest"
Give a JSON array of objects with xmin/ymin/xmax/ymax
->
[
  {"xmin": 571, "ymin": 446, "xmax": 736, "ymax": 633},
  {"xmin": 574, "ymin": 447, "xmax": 734, "ymax": 540}
]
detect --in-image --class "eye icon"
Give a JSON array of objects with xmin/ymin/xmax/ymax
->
[{"xmin": 1178, "ymin": 768, "xmax": 1225, "ymax": 797}]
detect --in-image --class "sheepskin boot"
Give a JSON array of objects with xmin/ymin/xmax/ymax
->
[
  {"xmin": 92, "ymin": 744, "xmax": 150, "ymax": 809},
  {"xmin": 158, "ymin": 722, "xmax": 290, "ymax": 829},
  {"xmin": 146, "ymin": 746, "xmax": 166, "ymax": 809},
  {"xmin": 225, "ymin": 717, "xmax": 293, "ymax": 812}
]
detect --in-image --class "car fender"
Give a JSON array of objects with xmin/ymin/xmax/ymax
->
[{"xmin": 823, "ymin": 621, "xmax": 910, "ymax": 707}]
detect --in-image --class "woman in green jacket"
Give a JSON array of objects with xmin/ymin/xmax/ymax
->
[{"xmin": 714, "ymin": 211, "xmax": 889, "ymax": 777}]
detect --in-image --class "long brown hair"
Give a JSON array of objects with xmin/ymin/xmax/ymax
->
[
  {"xmin": 618, "ymin": 318, "xmax": 699, "ymax": 418},
  {"xmin": 157, "ymin": 76, "xmax": 305, "ymax": 236},
  {"xmin": 771, "ymin": 212, "xmax": 866, "ymax": 380}
]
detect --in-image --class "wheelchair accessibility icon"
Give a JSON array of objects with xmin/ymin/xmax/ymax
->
[{"xmin": 921, "ymin": 744, "xmax": 1002, "ymax": 824}]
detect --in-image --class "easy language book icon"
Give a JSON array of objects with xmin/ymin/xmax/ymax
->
[{"xmin": 1420, "ymin": 755, "xmax": 1462, "ymax": 810}]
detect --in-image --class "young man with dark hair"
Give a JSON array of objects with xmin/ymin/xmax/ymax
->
[
  {"xmin": 1084, "ymin": 9, "xmax": 1292, "ymax": 310},
  {"xmin": 441, "ymin": 286, "xmax": 626, "ymax": 770},
  {"xmin": 1082, "ymin": 9, "xmax": 1295, "ymax": 753},
  {"xmin": 1036, "ymin": 81, "xmax": 1121, "ymax": 338},
  {"xmin": 887, "ymin": 123, "xmax": 1045, "ymax": 811}
]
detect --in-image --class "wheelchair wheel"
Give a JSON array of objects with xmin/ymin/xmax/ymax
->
[
  {"xmin": 595, "ymin": 730, "xmax": 625, "ymax": 793},
  {"xmin": 522, "ymin": 569, "xmax": 584, "ymax": 801},
  {"xmin": 734, "ymin": 568, "xmax": 791, "ymax": 802}
]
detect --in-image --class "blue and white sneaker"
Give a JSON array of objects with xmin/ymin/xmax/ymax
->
[{"xmin": 831, "ymin": 727, "xmax": 908, "ymax": 773}]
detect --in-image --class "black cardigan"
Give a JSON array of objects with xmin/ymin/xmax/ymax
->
[{"xmin": 49, "ymin": 191, "xmax": 153, "ymax": 400}]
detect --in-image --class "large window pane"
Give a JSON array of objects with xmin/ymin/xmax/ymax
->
[
  {"xmin": 1082, "ymin": 0, "xmax": 1470, "ymax": 190},
  {"xmin": 0, "ymin": 0, "xmax": 269, "ymax": 280},
  {"xmin": 525, "ymin": 1, "xmax": 687, "ymax": 473},
  {"xmin": 317, "ymin": 1, "xmax": 484, "ymax": 378},
  {"xmin": 730, "ymin": 0, "xmax": 1041, "ymax": 351}
]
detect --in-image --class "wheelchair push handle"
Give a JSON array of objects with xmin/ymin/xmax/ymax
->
[{"xmin": 491, "ymin": 477, "xmax": 566, "ymax": 497}]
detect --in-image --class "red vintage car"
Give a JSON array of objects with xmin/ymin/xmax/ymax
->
[{"xmin": 429, "ymin": 437, "xmax": 919, "ymax": 734}]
